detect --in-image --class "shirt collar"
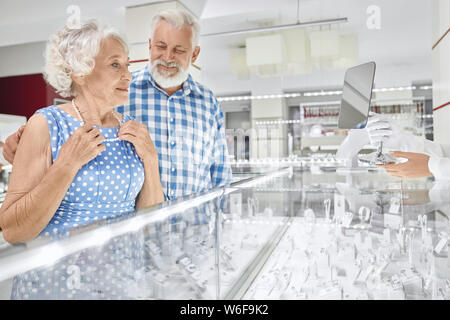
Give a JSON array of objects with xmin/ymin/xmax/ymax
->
[{"xmin": 183, "ymin": 74, "xmax": 203, "ymax": 97}]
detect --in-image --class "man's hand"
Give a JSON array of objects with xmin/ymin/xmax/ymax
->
[
  {"xmin": 377, "ymin": 151, "xmax": 433, "ymax": 178},
  {"xmin": 2, "ymin": 125, "xmax": 26, "ymax": 164}
]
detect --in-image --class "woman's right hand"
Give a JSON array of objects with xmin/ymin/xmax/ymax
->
[
  {"xmin": 2, "ymin": 125, "xmax": 26, "ymax": 164},
  {"xmin": 57, "ymin": 124, "xmax": 105, "ymax": 169}
]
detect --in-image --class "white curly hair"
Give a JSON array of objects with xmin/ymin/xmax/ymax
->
[
  {"xmin": 44, "ymin": 20, "xmax": 128, "ymax": 98},
  {"xmin": 149, "ymin": 9, "xmax": 200, "ymax": 48}
]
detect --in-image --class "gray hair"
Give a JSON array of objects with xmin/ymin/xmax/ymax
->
[
  {"xmin": 149, "ymin": 9, "xmax": 200, "ymax": 48},
  {"xmin": 44, "ymin": 19, "xmax": 128, "ymax": 98}
]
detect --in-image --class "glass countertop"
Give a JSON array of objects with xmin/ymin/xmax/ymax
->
[{"xmin": 0, "ymin": 164, "xmax": 448, "ymax": 300}]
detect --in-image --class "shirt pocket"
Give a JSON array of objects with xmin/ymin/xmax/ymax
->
[{"xmin": 175, "ymin": 122, "xmax": 209, "ymax": 165}]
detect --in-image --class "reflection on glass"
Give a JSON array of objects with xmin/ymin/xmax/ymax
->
[
  {"xmin": 338, "ymin": 61, "xmax": 376, "ymax": 129},
  {"xmin": 2, "ymin": 169, "xmax": 450, "ymax": 300}
]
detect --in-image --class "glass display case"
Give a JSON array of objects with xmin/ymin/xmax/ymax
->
[
  {"xmin": 0, "ymin": 164, "xmax": 11, "ymax": 206},
  {"xmin": 0, "ymin": 160, "xmax": 449, "ymax": 300}
]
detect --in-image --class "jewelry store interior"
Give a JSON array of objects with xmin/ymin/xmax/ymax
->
[{"xmin": 0, "ymin": 0, "xmax": 449, "ymax": 301}]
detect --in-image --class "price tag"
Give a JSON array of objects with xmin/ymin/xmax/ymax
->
[
  {"xmin": 341, "ymin": 211, "xmax": 353, "ymax": 228},
  {"xmin": 334, "ymin": 194, "xmax": 346, "ymax": 220},
  {"xmin": 389, "ymin": 197, "xmax": 401, "ymax": 214},
  {"xmin": 434, "ymin": 237, "xmax": 448, "ymax": 254}
]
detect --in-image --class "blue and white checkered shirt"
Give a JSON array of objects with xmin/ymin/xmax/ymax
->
[{"xmin": 116, "ymin": 64, "xmax": 232, "ymax": 200}]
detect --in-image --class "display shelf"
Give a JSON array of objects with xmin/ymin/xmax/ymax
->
[
  {"xmin": 284, "ymin": 97, "xmax": 431, "ymax": 154},
  {"xmin": 0, "ymin": 163, "xmax": 448, "ymax": 300}
]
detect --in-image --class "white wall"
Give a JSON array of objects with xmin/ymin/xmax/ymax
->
[
  {"xmin": 431, "ymin": 0, "xmax": 450, "ymax": 144},
  {"xmin": 0, "ymin": 1, "xmax": 128, "ymax": 48},
  {"xmin": 0, "ymin": 41, "xmax": 46, "ymax": 77}
]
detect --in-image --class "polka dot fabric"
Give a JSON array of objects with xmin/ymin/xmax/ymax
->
[
  {"xmin": 10, "ymin": 232, "xmax": 148, "ymax": 299},
  {"xmin": 35, "ymin": 105, "xmax": 145, "ymax": 236}
]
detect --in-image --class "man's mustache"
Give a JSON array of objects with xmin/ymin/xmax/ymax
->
[{"xmin": 153, "ymin": 59, "xmax": 181, "ymax": 70}]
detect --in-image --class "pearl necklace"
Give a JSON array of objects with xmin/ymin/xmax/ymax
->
[{"xmin": 71, "ymin": 99, "xmax": 122, "ymax": 142}]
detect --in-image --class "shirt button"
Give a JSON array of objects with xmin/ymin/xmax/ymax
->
[
  {"xmin": 170, "ymin": 117, "xmax": 175, "ymax": 123},
  {"xmin": 170, "ymin": 190, "xmax": 175, "ymax": 195},
  {"xmin": 171, "ymin": 167, "xmax": 175, "ymax": 172},
  {"xmin": 171, "ymin": 140, "xmax": 175, "ymax": 146}
]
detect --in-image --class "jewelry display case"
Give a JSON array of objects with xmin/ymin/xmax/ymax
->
[
  {"xmin": 0, "ymin": 164, "xmax": 11, "ymax": 207},
  {"xmin": 0, "ymin": 160, "xmax": 449, "ymax": 300}
]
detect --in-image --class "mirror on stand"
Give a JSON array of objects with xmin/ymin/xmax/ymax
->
[{"xmin": 338, "ymin": 61, "xmax": 396, "ymax": 165}]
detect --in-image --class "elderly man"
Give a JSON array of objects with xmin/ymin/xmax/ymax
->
[{"xmin": 3, "ymin": 9, "xmax": 232, "ymax": 200}]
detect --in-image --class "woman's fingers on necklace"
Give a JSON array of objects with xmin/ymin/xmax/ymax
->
[{"xmin": 119, "ymin": 122, "xmax": 149, "ymax": 140}]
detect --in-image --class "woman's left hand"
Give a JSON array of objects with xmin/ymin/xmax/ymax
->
[
  {"xmin": 118, "ymin": 121, "xmax": 158, "ymax": 163},
  {"xmin": 377, "ymin": 151, "xmax": 433, "ymax": 178}
]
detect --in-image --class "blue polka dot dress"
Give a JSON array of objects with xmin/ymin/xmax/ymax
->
[
  {"xmin": 10, "ymin": 105, "xmax": 148, "ymax": 299},
  {"xmin": 35, "ymin": 105, "xmax": 145, "ymax": 236}
]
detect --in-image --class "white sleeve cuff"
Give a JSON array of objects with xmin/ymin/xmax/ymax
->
[
  {"xmin": 429, "ymin": 180, "xmax": 450, "ymax": 202},
  {"xmin": 428, "ymin": 155, "xmax": 450, "ymax": 180}
]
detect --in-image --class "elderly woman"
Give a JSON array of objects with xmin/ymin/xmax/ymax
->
[{"xmin": 0, "ymin": 20, "xmax": 164, "ymax": 244}]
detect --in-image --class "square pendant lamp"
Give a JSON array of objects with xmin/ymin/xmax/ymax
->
[
  {"xmin": 332, "ymin": 34, "xmax": 359, "ymax": 70},
  {"xmin": 245, "ymin": 33, "xmax": 287, "ymax": 77},
  {"xmin": 282, "ymin": 28, "xmax": 313, "ymax": 75},
  {"xmin": 318, "ymin": 34, "xmax": 359, "ymax": 71},
  {"xmin": 235, "ymin": 24, "xmax": 353, "ymax": 77},
  {"xmin": 309, "ymin": 29, "xmax": 340, "ymax": 62}
]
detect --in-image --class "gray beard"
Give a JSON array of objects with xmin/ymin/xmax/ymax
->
[{"xmin": 150, "ymin": 60, "xmax": 189, "ymax": 89}]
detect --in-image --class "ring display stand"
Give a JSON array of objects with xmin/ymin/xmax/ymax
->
[{"xmin": 359, "ymin": 142, "xmax": 397, "ymax": 165}]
